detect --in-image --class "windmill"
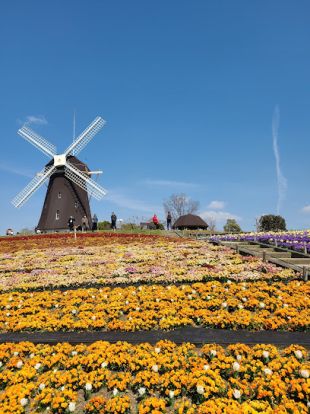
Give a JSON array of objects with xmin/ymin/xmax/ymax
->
[{"xmin": 12, "ymin": 116, "xmax": 107, "ymax": 231}]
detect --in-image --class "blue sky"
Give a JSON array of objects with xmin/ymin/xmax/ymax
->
[{"xmin": 0, "ymin": 0, "xmax": 310, "ymax": 233}]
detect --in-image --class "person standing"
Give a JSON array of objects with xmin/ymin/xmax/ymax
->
[
  {"xmin": 166, "ymin": 211, "xmax": 172, "ymax": 230},
  {"xmin": 92, "ymin": 214, "xmax": 98, "ymax": 231},
  {"xmin": 81, "ymin": 215, "xmax": 89, "ymax": 231},
  {"xmin": 111, "ymin": 212, "xmax": 117, "ymax": 230},
  {"xmin": 68, "ymin": 216, "xmax": 75, "ymax": 231}
]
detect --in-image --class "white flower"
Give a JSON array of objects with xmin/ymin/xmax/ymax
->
[
  {"xmin": 294, "ymin": 350, "xmax": 303, "ymax": 359},
  {"xmin": 61, "ymin": 386, "xmax": 65, "ymax": 391},
  {"xmin": 14, "ymin": 351, "xmax": 19, "ymax": 356},
  {"xmin": 155, "ymin": 347, "xmax": 161, "ymax": 354},
  {"xmin": 113, "ymin": 388, "xmax": 118, "ymax": 396},
  {"xmin": 71, "ymin": 309, "xmax": 77, "ymax": 315},
  {"xmin": 138, "ymin": 387, "xmax": 146, "ymax": 396},
  {"xmin": 152, "ymin": 364, "xmax": 159, "ymax": 372},
  {"xmin": 232, "ymin": 362, "xmax": 240, "ymax": 372},
  {"xmin": 263, "ymin": 368, "xmax": 273, "ymax": 376},
  {"xmin": 136, "ymin": 307, "xmax": 141, "ymax": 311},
  {"xmin": 188, "ymin": 295, "xmax": 192, "ymax": 300},
  {"xmin": 91, "ymin": 295, "xmax": 95, "ymax": 299},
  {"xmin": 156, "ymin": 298, "xmax": 160, "ymax": 302},
  {"xmin": 238, "ymin": 304, "xmax": 244, "ymax": 309},
  {"xmin": 85, "ymin": 382, "xmax": 92, "ymax": 391},
  {"xmin": 210, "ymin": 350, "xmax": 217, "ymax": 357},
  {"xmin": 20, "ymin": 398, "xmax": 28, "ymax": 406},
  {"xmin": 233, "ymin": 389, "xmax": 242, "ymax": 399},
  {"xmin": 236, "ymin": 354, "xmax": 242, "ymax": 361},
  {"xmin": 6, "ymin": 312, "xmax": 10, "ymax": 317},
  {"xmin": 35, "ymin": 363, "xmax": 41, "ymax": 370},
  {"xmin": 262, "ymin": 351, "xmax": 269, "ymax": 359},
  {"xmin": 242, "ymin": 297, "xmax": 247, "ymax": 302},
  {"xmin": 169, "ymin": 390, "xmax": 175, "ymax": 399},
  {"xmin": 206, "ymin": 295, "xmax": 211, "ymax": 300},
  {"xmin": 0, "ymin": 361, "xmax": 3, "ymax": 367},
  {"xmin": 222, "ymin": 302, "xmax": 227, "ymax": 308},
  {"xmin": 283, "ymin": 303, "xmax": 288, "ymax": 308},
  {"xmin": 300, "ymin": 369, "xmax": 309, "ymax": 379},
  {"xmin": 16, "ymin": 360, "xmax": 23, "ymax": 369},
  {"xmin": 197, "ymin": 385, "xmax": 204, "ymax": 395},
  {"xmin": 39, "ymin": 383, "xmax": 45, "ymax": 390},
  {"xmin": 30, "ymin": 353, "xmax": 35, "ymax": 359},
  {"xmin": 91, "ymin": 315, "xmax": 96, "ymax": 320},
  {"xmin": 68, "ymin": 402, "xmax": 76, "ymax": 412},
  {"xmin": 101, "ymin": 361, "xmax": 108, "ymax": 368},
  {"xmin": 203, "ymin": 364, "xmax": 210, "ymax": 371},
  {"xmin": 259, "ymin": 302, "xmax": 265, "ymax": 309},
  {"xmin": 71, "ymin": 351, "xmax": 77, "ymax": 356},
  {"xmin": 125, "ymin": 300, "xmax": 129, "ymax": 305}
]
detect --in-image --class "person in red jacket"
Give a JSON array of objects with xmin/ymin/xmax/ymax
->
[{"xmin": 152, "ymin": 214, "xmax": 159, "ymax": 229}]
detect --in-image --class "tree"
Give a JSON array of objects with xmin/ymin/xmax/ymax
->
[
  {"xmin": 223, "ymin": 219, "xmax": 242, "ymax": 233},
  {"xmin": 207, "ymin": 216, "xmax": 217, "ymax": 232},
  {"xmin": 258, "ymin": 215, "xmax": 287, "ymax": 232},
  {"xmin": 163, "ymin": 193, "xmax": 200, "ymax": 222}
]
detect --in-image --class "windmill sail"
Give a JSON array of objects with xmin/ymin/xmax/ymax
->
[
  {"xmin": 12, "ymin": 165, "xmax": 56, "ymax": 208},
  {"xmin": 65, "ymin": 160, "xmax": 107, "ymax": 200}
]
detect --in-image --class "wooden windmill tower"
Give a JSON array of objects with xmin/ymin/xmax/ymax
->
[{"xmin": 12, "ymin": 116, "xmax": 107, "ymax": 231}]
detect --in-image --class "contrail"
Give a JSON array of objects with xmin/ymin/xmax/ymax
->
[{"xmin": 272, "ymin": 105, "xmax": 287, "ymax": 214}]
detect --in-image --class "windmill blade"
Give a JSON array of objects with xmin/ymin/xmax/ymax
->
[
  {"xmin": 18, "ymin": 126, "xmax": 56, "ymax": 158},
  {"xmin": 12, "ymin": 165, "xmax": 56, "ymax": 208},
  {"xmin": 64, "ymin": 116, "xmax": 106, "ymax": 157},
  {"xmin": 64, "ymin": 161, "xmax": 107, "ymax": 200}
]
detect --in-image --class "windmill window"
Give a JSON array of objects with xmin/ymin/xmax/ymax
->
[
  {"xmin": 58, "ymin": 192, "xmax": 62, "ymax": 199},
  {"xmin": 56, "ymin": 210, "xmax": 60, "ymax": 220}
]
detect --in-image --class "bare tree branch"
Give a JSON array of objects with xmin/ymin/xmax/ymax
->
[{"xmin": 163, "ymin": 193, "xmax": 200, "ymax": 222}]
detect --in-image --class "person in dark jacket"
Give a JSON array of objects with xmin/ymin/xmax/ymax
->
[
  {"xmin": 166, "ymin": 211, "xmax": 172, "ymax": 230},
  {"xmin": 68, "ymin": 216, "xmax": 75, "ymax": 231},
  {"xmin": 92, "ymin": 214, "xmax": 98, "ymax": 231},
  {"xmin": 111, "ymin": 212, "xmax": 117, "ymax": 230}
]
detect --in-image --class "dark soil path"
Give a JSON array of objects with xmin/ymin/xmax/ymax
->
[{"xmin": 1, "ymin": 327, "xmax": 309, "ymax": 345}]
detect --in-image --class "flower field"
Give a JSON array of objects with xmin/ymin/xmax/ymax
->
[
  {"xmin": 0, "ymin": 341, "xmax": 309, "ymax": 414},
  {"xmin": 211, "ymin": 230, "xmax": 310, "ymax": 254},
  {"xmin": 0, "ymin": 234, "xmax": 297, "ymax": 292},
  {"xmin": 1, "ymin": 281, "xmax": 309, "ymax": 332},
  {"xmin": 0, "ymin": 233, "xmax": 309, "ymax": 413}
]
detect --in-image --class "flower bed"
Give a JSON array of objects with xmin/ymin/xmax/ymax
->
[
  {"xmin": 1, "ymin": 281, "xmax": 309, "ymax": 332},
  {"xmin": 211, "ymin": 230, "xmax": 310, "ymax": 254},
  {"xmin": 0, "ymin": 235, "xmax": 297, "ymax": 292},
  {"xmin": 0, "ymin": 341, "xmax": 308, "ymax": 413}
]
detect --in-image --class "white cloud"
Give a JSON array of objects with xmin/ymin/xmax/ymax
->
[
  {"xmin": 106, "ymin": 191, "xmax": 161, "ymax": 213},
  {"xmin": 272, "ymin": 106, "xmax": 287, "ymax": 214},
  {"xmin": 302, "ymin": 205, "xmax": 310, "ymax": 214},
  {"xmin": 141, "ymin": 179, "xmax": 200, "ymax": 189},
  {"xmin": 18, "ymin": 115, "xmax": 48, "ymax": 126},
  {"xmin": 208, "ymin": 200, "xmax": 225, "ymax": 210},
  {"xmin": 200, "ymin": 210, "xmax": 241, "ymax": 223},
  {"xmin": 0, "ymin": 162, "xmax": 34, "ymax": 178}
]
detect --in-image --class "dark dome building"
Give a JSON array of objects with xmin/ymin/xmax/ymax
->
[{"xmin": 173, "ymin": 214, "xmax": 208, "ymax": 230}]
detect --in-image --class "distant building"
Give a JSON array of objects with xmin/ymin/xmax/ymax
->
[{"xmin": 173, "ymin": 214, "xmax": 208, "ymax": 230}]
